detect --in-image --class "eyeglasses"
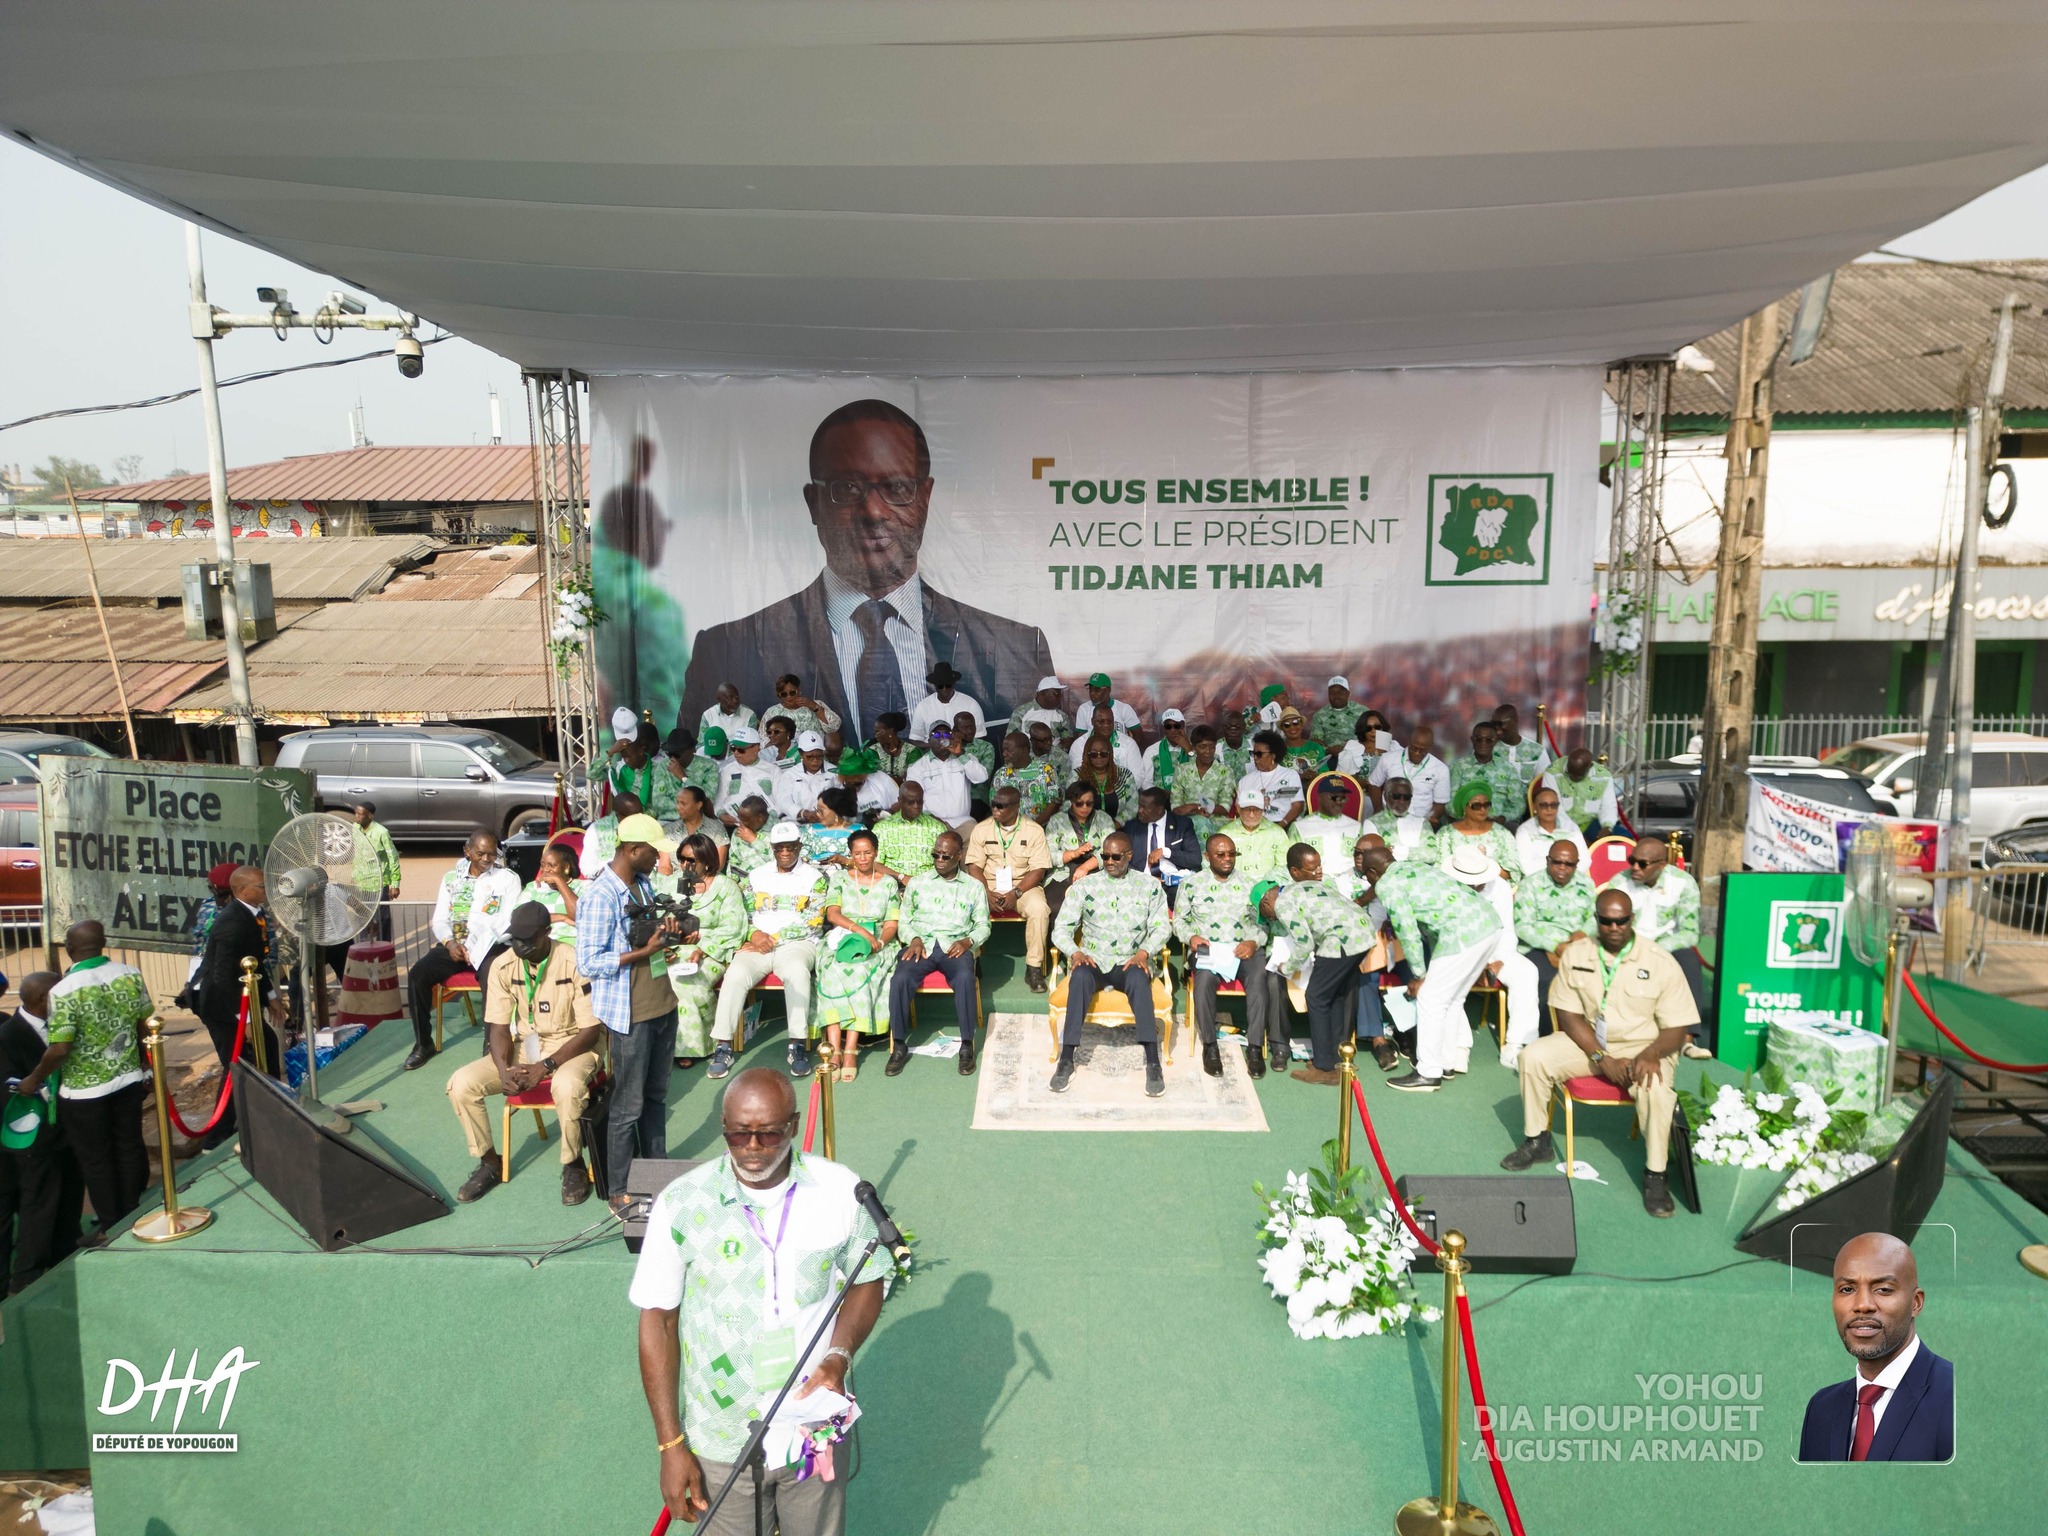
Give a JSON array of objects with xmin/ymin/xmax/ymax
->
[
  {"xmin": 723, "ymin": 1125, "xmax": 793, "ymax": 1147},
  {"xmin": 1467, "ymin": 799, "xmax": 1491, "ymax": 809},
  {"xmin": 813, "ymin": 475, "xmax": 921, "ymax": 508},
  {"xmin": 1102, "ymin": 849, "xmax": 1132, "ymax": 862},
  {"xmin": 1596, "ymin": 915, "xmax": 1632, "ymax": 927},
  {"xmin": 1627, "ymin": 856, "xmax": 1658, "ymax": 868}
]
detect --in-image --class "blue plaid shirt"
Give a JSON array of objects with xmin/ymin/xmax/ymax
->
[{"xmin": 575, "ymin": 864, "xmax": 654, "ymax": 1035}]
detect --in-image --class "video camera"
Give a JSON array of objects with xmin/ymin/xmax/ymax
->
[{"xmin": 625, "ymin": 890, "xmax": 699, "ymax": 951}]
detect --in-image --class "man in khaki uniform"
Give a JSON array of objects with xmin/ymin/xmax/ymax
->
[
  {"xmin": 1499, "ymin": 888, "xmax": 1696, "ymax": 1217},
  {"xmin": 448, "ymin": 903, "xmax": 605, "ymax": 1207},
  {"xmin": 964, "ymin": 785, "xmax": 1055, "ymax": 993}
]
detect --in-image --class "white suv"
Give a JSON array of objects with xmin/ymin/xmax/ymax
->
[{"xmin": 1832, "ymin": 732, "xmax": 2048, "ymax": 852}]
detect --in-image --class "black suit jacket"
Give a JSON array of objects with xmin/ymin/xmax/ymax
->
[
  {"xmin": 1798, "ymin": 1343, "xmax": 1953, "ymax": 1463},
  {"xmin": 0, "ymin": 1008, "xmax": 46, "ymax": 1084},
  {"xmin": 1122, "ymin": 811, "xmax": 1201, "ymax": 886},
  {"xmin": 678, "ymin": 574, "xmax": 1054, "ymax": 737},
  {"xmin": 197, "ymin": 902, "xmax": 272, "ymax": 1025}
]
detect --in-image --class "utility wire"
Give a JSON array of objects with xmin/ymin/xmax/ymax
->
[{"xmin": 0, "ymin": 333, "xmax": 452, "ymax": 436}]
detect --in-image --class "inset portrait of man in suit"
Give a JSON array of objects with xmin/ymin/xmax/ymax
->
[
  {"xmin": 678, "ymin": 399, "xmax": 1053, "ymax": 741},
  {"xmin": 1797, "ymin": 1232, "xmax": 1954, "ymax": 1463}
]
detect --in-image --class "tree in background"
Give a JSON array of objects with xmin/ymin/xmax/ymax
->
[
  {"xmin": 111, "ymin": 454, "xmax": 144, "ymax": 484},
  {"xmin": 31, "ymin": 455, "xmax": 104, "ymax": 494}
]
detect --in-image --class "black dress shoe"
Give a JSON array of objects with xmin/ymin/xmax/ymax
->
[
  {"xmin": 561, "ymin": 1162, "xmax": 592, "ymax": 1206},
  {"xmin": 1025, "ymin": 965, "xmax": 1046, "ymax": 994},
  {"xmin": 1269, "ymin": 1048, "xmax": 1291, "ymax": 1074},
  {"xmin": 957, "ymin": 1040, "xmax": 976, "ymax": 1075},
  {"xmin": 1385, "ymin": 1071, "xmax": 1443, "ymax": 1093},
  {"xmin": 1245, "ymin": 1050, "xmax": 1266, "ymax": 1080},
  {"xmin": 1144, "ymin": 1063, "xmax": 1166, "ymax": 1097},
  {"xmin": 1499, "ymin": 1132, "xmax": 1554, "ymax": 1171},
  {"xmin": 1642, "ymin": 1172, "xmax": 1676, "ymax": 1218},
  {"xmin": 884, "ymin": 1043, "xmax": 910, "ymax": 1077},
  {"xmin": 457, "ymin": 1157, "xmax": 501, "ymax": 1203},
  {"xmin": 1372, "ymin": 1039, "xmax": 1400, "ymax": 1072},
  {"xmin": 1202, "ymin": 1042, "xmax": 1223, "ymax": 1078},
  {"xmin": 404, "ymin": 1045, "xmax": 437, "ymax": 1072}
]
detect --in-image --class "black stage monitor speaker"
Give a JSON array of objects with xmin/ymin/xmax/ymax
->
[
  {"xmin": 233, "ymin": 1062, "xmax": 451, "ymax": 1251},
  {"xmin": 1736, "ymin": 1072, "xmax": 1957, "ymax": 1274},
  {"xmin": 621, "ymin": 1157, "xmax": 706, "ymax": 1253},
  {"xmin": 1395, "ymin": 1173, "xmax": 1577, "ymax": 1274}
]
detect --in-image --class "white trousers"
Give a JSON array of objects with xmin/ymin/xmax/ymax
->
[
  {"xmin": 1496, "ymin": 949, "xmax": 1541, "ymax": 1049},
  {"xmin": 1415, "ymin": 938, "xmax": 1496, "ymax": 1078}
]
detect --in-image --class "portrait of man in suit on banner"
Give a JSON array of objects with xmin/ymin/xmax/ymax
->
[
  {"xmin": 1798, "ymin": 1231, "xmax": 1954, "ymax": 1463},
  {"xmin": 678, "ymin": 398, "xmax": 1054, "ymax": 739}
]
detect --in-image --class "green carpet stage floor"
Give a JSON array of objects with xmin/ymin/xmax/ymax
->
[{"xmin": 5, "ymin": 936, "xmax": 2047, "ymax": 1536}]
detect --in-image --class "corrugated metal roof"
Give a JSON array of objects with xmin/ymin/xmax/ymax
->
[
  {"xmin": 0, "ymin": 602, "xmax": 310, "ymax": 664},
  {"xmin": 1668, "ymin": 260, "xmax": 2048, "ymax": 420},
  {"xmin": 0, "ymin": 535, "xmax": 441, "ymax": 603},
  {"xmin": 0, "ymin": 660, "xmax": 222, "ymax": 721},
  {"xmin": 174, "ymin": 598, "xmax": 548, "ymax": 721},
  {"xmin": 72, "ymin": 444, "xmax": 587, "ymax": 506},
  {"xmin": 369, "ymin": 546, "xmax": 540, "ymax": 601}
]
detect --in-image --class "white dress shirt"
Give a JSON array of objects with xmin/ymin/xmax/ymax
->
[
  {"xmin": 774, "ymin": 766, "xmax": 837, "ymax": 818},
  {"xmin": 822, "ymin": 568, "xmax": 926, "ymax": 726},
  {"xmin": 1538, "ymin": 768, "xmax": 1620, "ymax": 827},
  {"xmin": 1515, "ymin": 815, "xmax": 1588, "ymax": 877},
  {"xmin": 1381, "ymin": 813, "xmax": 1433, "ymax": 861},
  {"xmin": 698, "ymin": 704, "xmax": 759, "ymax": 741},
  {"xmin": 1336, "ymin": 734, "xmax": 1402, "ymax": 775},
  {"xmin": 906, "ymin": 751, "xmax": 989, "ymax": 824},
  {"xmin": 1074, "ymin": 698, "xmax": 1141, "ymax": 734},
  {"xmin": 1370, "ymin": 750, "xmax": 1451, "ymax": 815},
  {"xmin": 1853, "ymin": 1334, "xmax": 1921, "ymax": 1442},
  {"xmin": 909, "ymin": 689, "xmax": 986, "ymax": 740}
]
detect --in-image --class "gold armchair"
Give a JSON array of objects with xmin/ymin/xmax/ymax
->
[{"xmin": 1046, "ymin": 944, "xmax": 1176, "ymax": 1063}]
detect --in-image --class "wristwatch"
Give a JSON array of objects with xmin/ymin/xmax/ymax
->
[
  {"xmin": 540, "ymin": 1054, "xmax": 558, "ymax": 1074},
  {"xmin": 821, "ymin": 1345, "xmax": 853, "ymax": 1368},
  {"xmin": 1586, "ymin": 1049, "xmax": 1607, "ymax": 1069}
]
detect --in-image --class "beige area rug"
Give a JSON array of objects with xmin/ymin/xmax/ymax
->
[{"xmin": 970, "ymin": 1011, "xmax": 1270, "ymax": 1132}]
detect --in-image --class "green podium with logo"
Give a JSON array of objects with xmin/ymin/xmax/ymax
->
[{"xmin": 1714, "ymin": 871, "xmax": 1885, "ymax": 1073}]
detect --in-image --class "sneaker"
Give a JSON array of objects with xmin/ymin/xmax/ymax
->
[
  {"xmin": 1498, "ymin": 1132, "xmax": 1554, "ymax": 1171},
  {"xmin": 884, "ymin": 1043, "xmax": 910, "ymax": 1077},
  {"xmin": 1372, "ymin": 1039, "xmax": 1400, "ymax": 1072},
  {"xmin": 1025, "ymin": 964, "xmax": 1047, "ymax": 994},
  {"xmin": 1049, "ymin": 1059, "xmax": 1076, "ymax": 1094},
  {"xmin": 457, "ymin": 1157, "xmax": 501, "ymax": 1203},
  {"xmin": 1682, "ymin": 1043, "xmax": 1713, "ymax": 1060},
  {"xmin": 1244, "ymin": 1049, "xmax": 1266, "ymax": 1080},
  {"xmin": 561, "ymin": 1162, "xmax": 592, "ymax": 1206},
  {"xmin": 1385, "ymin": 1071, "xmax": 1443, "ymax": 1093},
  {"xmin": 1201, "ymin": 1042, "xmax": 1223, "ymax": 1078},
  {"xmin": 1144, "ymin": 1062, "xmax": 1166, "ymax": 1097},
  {"xmin": 1642, "ymin": 1172, "xmax": 1676, "ymax": 1218},
  {"xmin": 957, "ymin": 1040, "xmax": 977, "ymax": 1076},
  {"xmin": 706, "ymin": 1043, "xmax": 735, "ymax": 1080},
  {"xmin": 788, "ymin": 1041, "xmax": 814, "ymax": 1078}
]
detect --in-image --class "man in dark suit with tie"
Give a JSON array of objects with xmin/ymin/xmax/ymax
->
[
  {"xmin": 195, "ymin": 866, "xmax": 287, "ymax": 1148},
  {"xmin": 677, "ymin": 399, "xmax": 1054, "ymax": 740},
  {"xmin": 1798, "ymin": 1231, "xmax": 1954, "ymax": 1462},
  {"xmin": 1122, "ymin": 787, "xmax": 1201, "ymax": 909},
  {"xmin": 0, "ymin": 971, "xmax": 83, "ymax": 1293}
]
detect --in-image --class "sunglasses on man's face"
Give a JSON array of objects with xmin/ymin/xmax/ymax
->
[
  {"xmin": 1627, "ymin": 856, "xmax": 1658, "ymax": 868},
  {"xmin": 722, "ymin": 1124, "xmax": 793, "ymax": 1147},
  {"xmin": 1103, "ymin": 849, "xmax": 1132, "ymax": 863},
  {"xmin": 1596, "ymin": 915, "xmax": 1632, "ymax": 927}
]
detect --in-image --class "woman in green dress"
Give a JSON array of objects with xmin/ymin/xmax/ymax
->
[
  {"xmin": 657, "ymin": 832, "xmax": 747, "ymax": 1065},
  {"xmin": 816, "ymin": 828, "xmax": 901, "ymax": 1082},
  {"xmin": 1429, "ymin": 782, "xmax": 1521, "ymax": 883},
  {"xmin": 1169, "ymin": 725, "xmax": 1239, "ymax": 844}
]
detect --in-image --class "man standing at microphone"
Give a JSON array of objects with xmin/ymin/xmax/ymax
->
[{"xmin": 633, "ymin": 1067, "xmax": 896, "ymax": 1533}]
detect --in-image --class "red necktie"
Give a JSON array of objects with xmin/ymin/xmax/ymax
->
[{"xmin": 1849, "ymin": 1382, "xmax": 1885, "ymax": 1461}]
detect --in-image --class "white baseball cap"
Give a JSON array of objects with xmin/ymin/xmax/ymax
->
[
  {"xmin": 768, "ymin": 821, "xmax": 804, "ymax": 845},
  {"xmin": 796, "ymin": 730, "xmax": 826, "ymax": 753},
  {"xmin": 1161, "ymin": 708, "xmax": 1186, "ymax": 724},
  {"xmin": 1238, "ymin": 786, "xmax": 1266, "ymax": 810},
  {"xmin": 611, "ymin": 706, "xmax": 639, "ymax": 738},
  {"xmin": 729, "ymin": 725, "xmax": 761, "ymax": 746},
  {"xmin": 1036, "ymin": 675, "xmax": 1062, "ymax": 693},
  {"xmin": 1327, "ymin": 675, "xmax": 1350, "ymax": 691}
]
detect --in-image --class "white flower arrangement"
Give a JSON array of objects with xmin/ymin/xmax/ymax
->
[
  {"xmin": 1254, "ymin": 1145, "xmax": 1440, "ymax": 1341},
  {"xmin": 1776, "ymin": 1150, "xmax": 1879, "ymax": 1212},
  {"xmin": 1679, "ymin": 1062, "xmax": 1896, "ymax": 1213},
  {"xmin": 548, "ymin": 571, "xmax": 606, "ymax": 677}
]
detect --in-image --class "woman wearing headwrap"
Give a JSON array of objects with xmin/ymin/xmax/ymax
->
[{"xmin": 1429, "ymin": 781, "xmax": 1522, "ymax": 884}]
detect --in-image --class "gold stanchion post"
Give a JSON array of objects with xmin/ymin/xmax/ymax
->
[
  {"xmin": 819, "ymin": 1052, "xmax": 837, "ymax": 1160},
  {"xmin": 1336, "ymin": 1041, "xmax": 1356, "ymax": 1173},
  {"xmin": 1396, "ymin": 1231, "xmax": 1498, "ymax": 1536},
  {"xmin": 133, "ymin": 1017, "xmax": 215, "ymax": 1243},
  {"xmin": 240, "ymin": 956, "xmax": 267, "ymax": 1076}
]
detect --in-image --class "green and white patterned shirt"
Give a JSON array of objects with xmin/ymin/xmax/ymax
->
[
  {"xmin": 1171, "ymin": 867, "xmax": 1264, "ymax": 948},
  {"xmin": 677, "ymin": 754, "xmax": 722, "ymax": 801},
  {"xmin": 1513, "ymin": 870, "xmax": 1598, "ymax": 953},
  {"xmin": 1222, "ymin": 819, "xmax": 1294, "ymax": 883},
  {"xmin": 744, "ymin": 862, "xmax": 829, "ymax": 940},
  {"xmin": 1309, "ymin": 702, "xmax": 1365, "ymax": 753},
  {"xmin": 354, "ymin": 819, "xmax": 402, "ymax": 892},
  {"xmin": 519, "ymin": 877, "xmax": 586, "ymax": 945},
  {"xmin": 1449, "ymin": 752, "xmax": 1528, "ymax": 824},
  {"xmin": 626, "ymin": 1153, "xmax": 895, "ymax": 1463},
  {"xmin": 726, "ymin": 831, "xmax": 773, "ymax": 882},
  {"xmin": 1046, "ymin": 808, "xmax": 1118, "ymax": 885},
  {"xmin": 992, "ymin": 759, "xmax": 1064, "ymax": 818},
  {"xmin": 1374, "ymin": 861, "xmax": 1502, "ymax": 977},
  {"xmin": 1545, "ymin": 764, "xmax": 1617, "ymax": 827},
  {"xmin": 1495, "ymin": 736, "xmax": 1551, "ymax": 786},
  {"xmin": 46, "ymin": 957, "xmax": 150, "ymax": 1099},
  {"xmin": 1369, "ymin": 808, "xmax": 1435, "ymax": 861},
  {"xmin": 1274, "ymin": 879, "xmax": 1379, "ymax": 960},
  {"xmin": 608, "ymin": 754, "xmax": 685, "ymax": 814},
  {"xmin": 1599, "ymin": 866, "xmax": 1701, "ymax": 951},
  {"xmin": 873, "ymin": 813, "xmax": 949, "ymax": 883},
  {"xmin": 1054, "ymin": 870, "xmax": 1171, "ymax": 960},
  {"xmin": 898, "ymin": 870, "xmax": 991, "ymax": 950}
]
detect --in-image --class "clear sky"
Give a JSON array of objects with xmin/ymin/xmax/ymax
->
[{"xmin": 2, "ymin": 137, "xmax": 2046, "ymax": 488}]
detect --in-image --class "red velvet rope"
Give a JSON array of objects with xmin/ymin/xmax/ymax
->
[
  {"xmin": 161, "ymin": 990, "xmax": 247, "ymax": 1138},
  {"xmin": 1899, "ymin": 967, "xmax": 2048, "ymax": 1074},
  {"xmin": 1352, "ymin": 1079, "xmax": 1527, "ymax": 1536}
]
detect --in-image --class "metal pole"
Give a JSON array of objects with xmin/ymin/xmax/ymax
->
[
  {"xmin": 241, "ymin": 956, "xmax": 267, "ymax": 1077},
  {"xmin": 61, "ymin": 477, "xmax": 140, "ymax": 758},
  {"xmin": 819, "ymin": 1054, "xmax": 837, "ymax": 1160},
  {"xmin": 1336, "ymin": 1041, "xmax": 1355, "ymax": 1173},
  {"xmin": 186, "ymin": 223, "xmax": 260, "ymax": 768},
  {"xmin": 1396, "ymin": 1230, "xmax": 1497, "ymax": 1536},
  {"xmin": 133, "ymin": 1016, "xmax": 215, "ymax": 1242}
]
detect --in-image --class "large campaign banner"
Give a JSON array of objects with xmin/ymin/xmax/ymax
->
[{"xmin": 588, "ymin": 370, "xmax": 1600, "ymax": 740}]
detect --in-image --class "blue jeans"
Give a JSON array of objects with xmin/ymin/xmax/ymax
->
[{"xmin": 606, "ymin": 1008, "xmax": 678, "ymax": 1183}]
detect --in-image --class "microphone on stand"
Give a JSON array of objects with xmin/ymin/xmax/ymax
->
[{"xmin": 853, "ymin": 1180, "xmax": 911, "ymax": 1265}]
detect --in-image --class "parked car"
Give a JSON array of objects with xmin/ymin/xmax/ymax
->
[
  {"xmin": 0, "ymin": 790, "xmax": 41, "ymax": 909},
  {"xmin": 1827, "ymin": 731, "xmax": 2048, "ymax": 852},
  {"xmin": 274, "ymin": 726, "xmax": 562, "ymax": 842},
  {"xmin": 0, "ymin": 730, "xmax": 114, "ymax": 786},
  {"xmin": 1627, "ymin": 759, "xmax": 1887, "ymax": 864},
  {"xmin": 1980, "ymin": 822, "xmax": 2048, "ymax": 867}
]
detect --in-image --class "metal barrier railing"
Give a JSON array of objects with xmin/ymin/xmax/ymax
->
[
  {"xmin": 1968, "ymin": 862, "xmax": 2048, "ymax": 975},
  {"xmin": 1580, "ymin": 712, "xmax": 2048, "ymax": 763}
]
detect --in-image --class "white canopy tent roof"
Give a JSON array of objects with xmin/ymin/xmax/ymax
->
[{"xmin": 8, "ymin": 2, "xmax": 2048, "ymax": 375}]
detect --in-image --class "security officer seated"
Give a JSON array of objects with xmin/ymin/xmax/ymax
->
[
  {"xmin": 1498, "ymin": 889, "xmax": 1697, "ymax": 1218},
  {"xmin": 447, "ymin": 902, "xmax": 605, "ymax": 1207}
]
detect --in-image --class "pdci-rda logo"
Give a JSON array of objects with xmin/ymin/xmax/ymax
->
[
  {"xmin": 92, "ymin": 1347, "xmax": 260, "ymax": 1453},
  {"xmin": 1767, "ymin": 900, "xmax": 1843, "ymax": 968}
]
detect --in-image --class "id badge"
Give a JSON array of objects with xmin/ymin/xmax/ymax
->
[
  {"xmin": 754, "ymin": 1326, "xmax": 799, "ymax": 1386},
  {"xmin": 649, "ymin": 947, "xmax": 671, "ymax": 980},
  {"xmin": 994, "ymin": 866, "xmax": 1015, "ymax": 893},
  {"xmin": 1593, "ymin": 1012, "xmax": 1610, "ymax": 1050}
]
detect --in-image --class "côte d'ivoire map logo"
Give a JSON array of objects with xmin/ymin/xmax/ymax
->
[
  {"xmin": 1767, "ymin": 900, "xmax": 1843, "ymax": 968},
  {"xmin": 1425, "ymin": 474, "xmax": 1553, "ymax": 586}
]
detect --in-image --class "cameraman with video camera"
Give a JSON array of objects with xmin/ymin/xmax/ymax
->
[{"xmin": 578, "ymin": 813, "xmax": 689, "ymax": 1215}]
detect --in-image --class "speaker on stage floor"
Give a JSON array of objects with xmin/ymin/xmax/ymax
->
[
  {"xmin": 1736, "ymin": 1072, "xmax": 1957, "ymax": 1275},
  {"xmin": 1395, "ymin": 1173, "xmax": 1578, "ymax": 1274},
  {"xmin": 233, "ymin": 1062, "xmax": 451, "ymax": 1251},
  {"xmin": 621, "ymin": 1158, "xmax": 706, "ymax": 1252}
]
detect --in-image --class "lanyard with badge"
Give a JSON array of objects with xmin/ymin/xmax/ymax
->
[
  {"xmin": 1590, "ymin": 940, "xmax": 1631, "ymax": 1048},
  {"xmin": 515, "ymin": 960, "xmax": 550, "ymax": 1060},
  {"xmin": 741, "ymin": 1184, "xmax": 801, "ymax": 1382},
  {"xmin": 991, "ymin": 822, "xmax": 1020, "ymax": 892}
]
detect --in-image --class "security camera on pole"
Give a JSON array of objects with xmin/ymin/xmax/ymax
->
[{"xmin": 184, "ymin": 223, "xmax": 429, "ymax": 767}]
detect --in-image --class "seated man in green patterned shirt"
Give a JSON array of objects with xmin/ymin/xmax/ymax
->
[
  {"xmin": 1513, "ymin": 838, "xmax": 1597, "ymax": 1039},
  {"xmin": 1172, "ymin": 833, "xmax": 1281, "ymax": 1079},
  {"xmin": 884, "ymin": 833, "xmax": 992, "ymax": 1077},
  {"xmin": 1050, "ymin": 832, "xmax": 1172, "ymax": 1099},
  {"xmin": 871, "ymin": 780, "xmax": 949, "ymax": 884},
  {"xmin": 1260, "ymin": 845, "xmax": 1382, "ymax": 1085},
  {"xmin": 1309, "ymin": 675, "xmax": 1365, "ymax": 757},
  {"xmin": 990, "ymin": 730, "xmax": 1063, "ymax": 825}
]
